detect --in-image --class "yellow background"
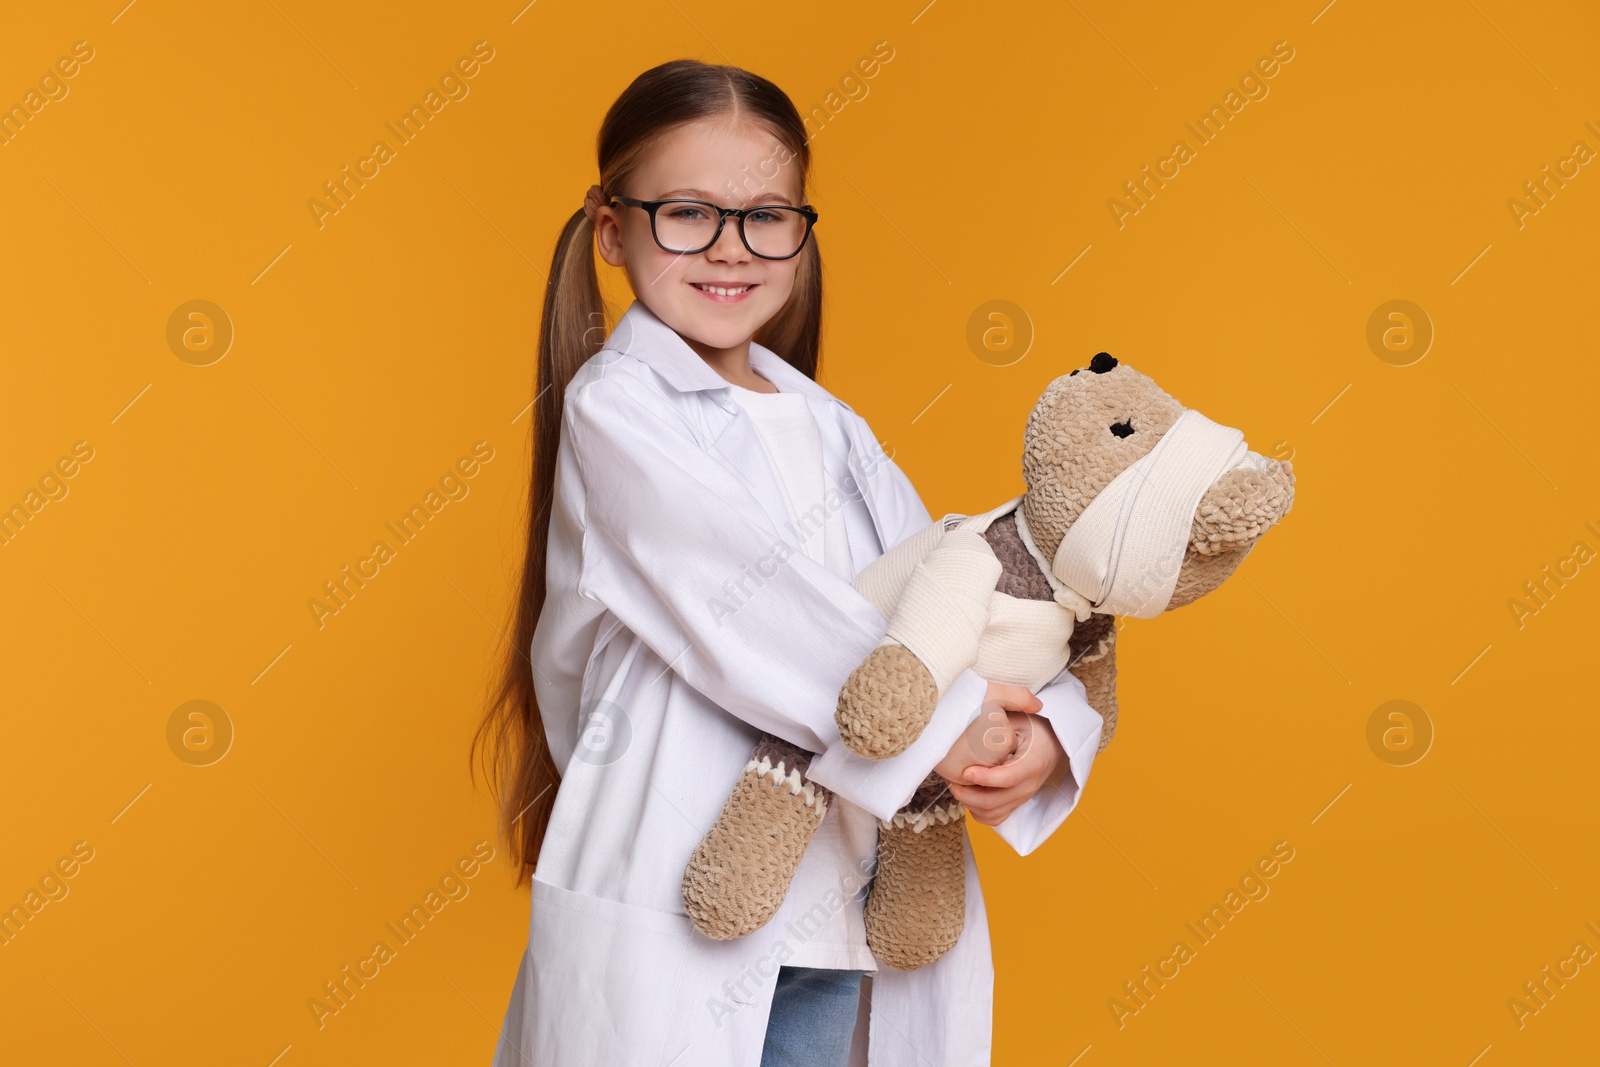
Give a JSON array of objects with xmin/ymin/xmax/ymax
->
[{"xmin": 3, "ymin": 1, "xmax": 1596, "ymax": 1064}]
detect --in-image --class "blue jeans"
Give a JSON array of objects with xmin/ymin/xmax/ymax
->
[{"xmin": 760, "ymin": 965, "xmax": 865, "ymax": 1067}]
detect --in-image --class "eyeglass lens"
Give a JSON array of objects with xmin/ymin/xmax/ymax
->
[{"xmin": 653, "ymin": 201, "xmax": 809, "ymax": 258}]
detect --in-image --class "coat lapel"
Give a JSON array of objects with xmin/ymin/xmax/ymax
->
[
  {"xmin": 600, "ymin": 297, "xmax": 900, "ymax": 572},
  {"xmin": 708, "ymin": 395, "xmax": 891, "ymax": 577}
]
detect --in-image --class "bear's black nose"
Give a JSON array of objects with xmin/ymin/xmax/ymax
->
[
  {"xmin": 1090, "ymin": 352, "xmax": 1118, "ymax": 374},
  {"xmin": 1110, "ymin": 420, "xmax": 1135, "ymax": 439}
]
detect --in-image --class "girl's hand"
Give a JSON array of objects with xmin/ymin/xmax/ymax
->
[
  {"xmin": 948, "ymin": 710, "xmax": 1067, "ymax": 827},
  {"xmin": 931, "ymin": 681, "xmax": 1042, "ymax": 784}
]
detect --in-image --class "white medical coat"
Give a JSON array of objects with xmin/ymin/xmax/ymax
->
[{"xmin": 490, "ymin": 298, "xmax": 1107, "ymax": 1067}]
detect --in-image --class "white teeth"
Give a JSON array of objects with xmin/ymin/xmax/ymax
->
[{"xmin": 694, "ymin": 284, "xmax": 751, "ymax": 296}]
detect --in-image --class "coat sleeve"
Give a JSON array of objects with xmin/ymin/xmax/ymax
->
[
  {"xmin": 562, "ymin": 374, "xmax": 989, "ymax": 822},
  {"xmin": 988, "ymin": 664, "xmax": 1105, "ymax": 855}
]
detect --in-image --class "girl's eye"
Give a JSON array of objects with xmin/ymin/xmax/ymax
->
[
  {"xmin": 746, "ymin": 209, "xmax": 780, "ymax": 225},
  {"xmin": 667, "ymin": 205, "xmax": 711, "ymax": 221}
]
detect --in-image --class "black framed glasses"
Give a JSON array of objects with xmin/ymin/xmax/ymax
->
[{"xmin": 609, "ymin": 195, "xmax": 819, "ymax": 260}]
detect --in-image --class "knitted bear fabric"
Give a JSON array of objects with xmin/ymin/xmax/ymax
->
[
  {"xmin": 835, "ymin": 643, "xmax": 944, "ymax": 761},
  {"xmin": 681, "ymin": 735, "xmax": 832, "ymax": 940},
  {"xmin": 863, "ymin": 771, "xmax": 969, "ymax": 971}
]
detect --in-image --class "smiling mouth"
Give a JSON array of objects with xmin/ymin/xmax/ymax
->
[{"xmin": 692, "ymin": 283, "xmax": 756, "ymax": 294}]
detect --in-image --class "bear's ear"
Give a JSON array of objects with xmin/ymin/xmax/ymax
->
[{"xmin": 1090, "ymin": 352, "xmax": 1118, "ymax": 374}]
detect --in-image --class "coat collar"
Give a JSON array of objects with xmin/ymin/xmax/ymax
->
[
  {"xmin": 597, "ymin": 296, "xmax": 898, "ymax": 567},
  {"xmin": 600, "ymin": 298, "xmax": 852, "ymax": 413}
]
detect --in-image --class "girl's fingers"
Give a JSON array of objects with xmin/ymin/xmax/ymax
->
[
  {"xmin": 964, "ymin": 760, "xmax": 1027, "ymax": 788},
  {"xmin": 996, "ymin": 694, "xmax": 1043, "ymax": 715},
  {"xmin": 948, "ymin": 782, "xmax": 993, "ymax": 807},
  {"xmin": 984, "ymin": 683, "xmax": 1043, "ymax": 716},
  {"xmin": 948, "ymin": 781, "xmax": 1025, "ymax": 824}
]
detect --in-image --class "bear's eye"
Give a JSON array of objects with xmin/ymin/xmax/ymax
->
[{"xmin": 1109, "ymin": 420, "xmax": 1134, "ymax": 439}]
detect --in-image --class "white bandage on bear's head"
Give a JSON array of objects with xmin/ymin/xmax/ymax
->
[{"xmin": 1051, "ymin": 407, "xmax": 1268, "ymax": 618}]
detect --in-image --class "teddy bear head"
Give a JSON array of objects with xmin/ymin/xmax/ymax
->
[{"xmin": 1017, "ymin": 352, "xmax": 1295, "ymax": 613}]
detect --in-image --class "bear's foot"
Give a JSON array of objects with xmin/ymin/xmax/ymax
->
[
  {"xmin": 864, "ymin": 772, "xmax": 967, "ymax": 970},
  {"xmin": 682, "ymin": 735, "xmax": 830, "ymax": 941},
  {"xmin": 836, "ymin": 643, "xmax": 941, "ymax": 760}
]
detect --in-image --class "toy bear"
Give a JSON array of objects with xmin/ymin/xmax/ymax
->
[{"xmin": 680, "ymin": 352, "xmax": 1297, "ymax": 970}]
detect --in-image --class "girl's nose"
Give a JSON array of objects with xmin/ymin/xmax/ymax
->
[{"xmin": 706, "ymin": 217, "xmax": 751, "ymax": 261}]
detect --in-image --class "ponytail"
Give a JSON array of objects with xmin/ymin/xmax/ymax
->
[{"xmin": 470, "ymin": 203, "xmax": 605, "ymax": 885}]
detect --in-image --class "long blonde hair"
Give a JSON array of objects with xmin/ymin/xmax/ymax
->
[{"xmin": 471, "ymin": 58, "xmax": 824, "ymax": 886}]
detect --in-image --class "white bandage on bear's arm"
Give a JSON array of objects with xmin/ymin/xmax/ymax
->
[
  {"xmin": 848, "ymin": 518, "xmax": 946, "ymax": 620},
  {"xmin": 873, "ymin": 528, "xmax": 1002, "ymax": 694}
]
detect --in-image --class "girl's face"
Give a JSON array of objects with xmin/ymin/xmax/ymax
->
[{"xmin": 595, "ymin": 119, "xmax": 807, "ymax": 357}]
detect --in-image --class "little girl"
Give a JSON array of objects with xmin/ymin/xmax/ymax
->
[{"xmin": 475, "ymin": 59, "xmax": 1106, "ymax": 1067}]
